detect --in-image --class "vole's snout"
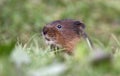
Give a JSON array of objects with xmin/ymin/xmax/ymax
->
[
  {"xmin": 42, "ymin": 27, "xmax": 51, "ymax": 41},
  {"xmin": 42, "ymin": 26, "xmax": 56, "ymax": 42},
  {"xmin": 43, "ymin": 27, "xmax": 48, "ymax": 35},
  {"xmin": 43, "ymin": 30, "xmax": 47, "ymax": 35}
]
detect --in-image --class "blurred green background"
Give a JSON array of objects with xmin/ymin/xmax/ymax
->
[{"xmin": 0, "ymin": 0, "xmax": 120, "ymax": 76}]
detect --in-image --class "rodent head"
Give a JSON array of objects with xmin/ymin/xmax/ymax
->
[{"xmin": 42, "ymin": 19, "xmax": 85, "ymax": 53}]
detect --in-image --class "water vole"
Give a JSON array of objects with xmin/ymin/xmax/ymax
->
[
  {"xmin": 42, "ymin": 19, "xmax": 85, "ymax": 54},
  {"xmin": 42, "ymin": 19, "xmax": 112, "ymax": 65}
]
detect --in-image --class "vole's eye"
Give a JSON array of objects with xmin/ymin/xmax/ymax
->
[{"xmin": 57, "ymin": 24, "xmax": 62, "ymax": 29}]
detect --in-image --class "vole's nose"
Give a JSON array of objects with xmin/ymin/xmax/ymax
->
[
  {"xmin": 43, "ymin": 30, "xmax": 47, "ymax": 35},
  {"xmin": 43, "ymin": 27, "xmax": 48, "ymax": 35}
]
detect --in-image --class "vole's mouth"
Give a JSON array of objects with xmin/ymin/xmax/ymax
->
[
  {"xmin": 45, "ymin": 37, "xmax": 50, "ymax": 41},
  {"xmin": 43, "ymin": 34, "xmax": 56, "ymax": 45},
  {"xmin": 43, "ymin": 34, "xmax": 62, "ymax": 48}
]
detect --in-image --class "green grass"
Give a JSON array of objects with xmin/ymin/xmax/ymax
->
[{"xmin": 0, "ymin": 0, "xmax": 120, "ymax": 76}]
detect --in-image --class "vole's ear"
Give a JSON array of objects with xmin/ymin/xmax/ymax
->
[{"xmin": 73, "ymin": 21, "xmax": 85, "ymax": 29}]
